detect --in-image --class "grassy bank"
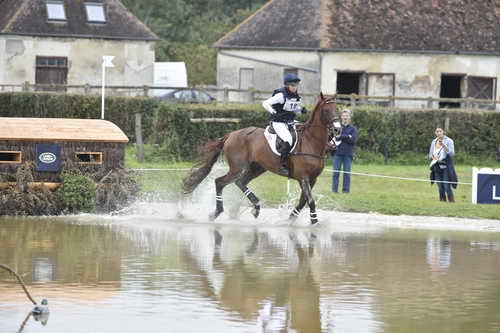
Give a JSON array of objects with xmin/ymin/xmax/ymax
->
[{"xmin": 125, "ymin": 147, "xmax": 500, "ymax": 220}]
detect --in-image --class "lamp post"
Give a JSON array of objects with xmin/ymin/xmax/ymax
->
[{"xmin": 101, "ymin": 55, "xmax": 115, "ymax": 120}]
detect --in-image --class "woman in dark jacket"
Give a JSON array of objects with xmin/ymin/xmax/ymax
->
[{"xmin": 429, "ymin": 128, "xmax": 457, "ymax": 202}]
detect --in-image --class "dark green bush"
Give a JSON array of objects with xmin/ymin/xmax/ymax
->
[{"xmin": 56, "ymin": 173, "xmax": 96, "ymax": 214}]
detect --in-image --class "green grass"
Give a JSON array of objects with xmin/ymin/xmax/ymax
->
[{"xmin": 125, "ymin": 147, "xmax": 500, "ymax": 220}]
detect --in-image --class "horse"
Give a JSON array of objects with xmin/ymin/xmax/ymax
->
[{"xmin": 182, "ymin": 93, "xmax": 341, "ymax": 225}]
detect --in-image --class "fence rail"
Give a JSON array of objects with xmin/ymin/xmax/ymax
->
[{"xmin": 1, "ymin": 82, "xmax": 499, "ymax": 110}]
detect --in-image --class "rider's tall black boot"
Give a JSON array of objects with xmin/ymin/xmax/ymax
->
[{"xmin": 278, "ymin": 143, "xmax": 291, "ymax": 177}]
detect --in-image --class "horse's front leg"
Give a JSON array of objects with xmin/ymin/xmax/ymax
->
[
  {"xmin": 289, "ymin": 191, "xmax": 307, "ymax": 220},
  {"xmin": 298, "ymin": 177, "xmax": 318, "ymax": 225},
  {"xmin": 289, "ymin": 177, "xmax": 317, "ymax": 222}
]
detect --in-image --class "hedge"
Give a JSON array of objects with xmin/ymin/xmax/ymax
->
[{"xmin": 1, "ymin": 92, "xmax": 499, "ymax": 161}]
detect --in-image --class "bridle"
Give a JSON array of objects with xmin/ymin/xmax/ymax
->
[{"xmin": 292, "ymin": 97, "xmax": 340, "ymax": 160}]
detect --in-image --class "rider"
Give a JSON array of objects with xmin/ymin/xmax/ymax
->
[{"xmin": 262, "ymin": 73, "xmax": 308, "ymax": 176}]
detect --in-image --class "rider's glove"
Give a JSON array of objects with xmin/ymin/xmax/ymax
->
[{"xmin": 301, "ymin": 107, "xmax": 308, "ymax": 114}]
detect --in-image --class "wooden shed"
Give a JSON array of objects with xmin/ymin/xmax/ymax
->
[{"xmin": 0, "ymin": 118, "xmax": 129, "ymax": 186}]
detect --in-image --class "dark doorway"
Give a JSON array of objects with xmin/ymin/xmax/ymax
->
[
  {"xmin": 337, "ymin": 72, "xmax": 362, "ymax": 95},
  {"xmin": 439, "ymin": 75, "xmax": 463, "ymax": 108}
]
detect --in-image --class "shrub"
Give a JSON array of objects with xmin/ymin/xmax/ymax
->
[{"xmin": 56, "ymin": 173, "xmax": 96, "ymax": 214}]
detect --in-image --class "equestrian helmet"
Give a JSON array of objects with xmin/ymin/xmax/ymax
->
[{"xmin": 284, "ymin": 73, "xmax": 301, "ymax": 85}]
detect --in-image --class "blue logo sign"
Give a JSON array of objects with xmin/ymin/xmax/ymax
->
[
  {"xmin": 472, "ymin": 168, "xmax": 500, "ymax": 204},
  {"xmin": 39, "ymin": 152, "xmax": 57, "ymax": 164},
  {"xmin": 36, "ymin": 144, "xmax": 61, "ymax": 172}
]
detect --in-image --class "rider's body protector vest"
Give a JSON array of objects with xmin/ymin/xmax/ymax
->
[{"xmin": 271, "ymin": 87, "xmax": 302, "ymax": 123}]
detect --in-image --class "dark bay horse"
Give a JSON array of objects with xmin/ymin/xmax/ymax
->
[{"xmin": 182, "ymin": 93, "xmax": 340, "ymax": 225}]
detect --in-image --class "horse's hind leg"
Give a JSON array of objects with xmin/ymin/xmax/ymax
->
[
  {"xmin": 210, "ymin": 170, "xmax": 241, "ymax": 221},
  {"xmin": 235, "ymin": 163, "xmax": 266, "ymax": 218},
  {"xmin": 297, "ymin": 177, "xmax": 318, "ymax": 225},
  {"xmin": 289, "ymin": 177, "xmax": 317, "ymax": 221}
]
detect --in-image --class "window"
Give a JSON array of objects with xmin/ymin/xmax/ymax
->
[
  {"xmin": 467, "ymin": 76, "xmax": 496, "ymax": 100},
  {"xmin": 467, "ymin": 76, "xmax": 496, "ymax": 110},
  {"xmin": 0, "ymin": 151, "xmax": 22, "ymax": 164},
  {"xmin": 85, "ymin": 3, "xmax": 106, "ymax": 23},
  {"xmin": 36, "ymin": 56, "xmax": 68, "ymax": 91},
  {"xmin": 46, "ymin": 1, "xmax": 66, "ymax": 21},
  {"xmin": 192, "ymin": 90, "xmax": 213, "ymax": 103},
  {"xmin": 173, "ymin": 90, "xmax": 193, "ymax": 102},
  {"xmin": 75, "ymin": 152, "xmax": 103, "ymax": 165}
]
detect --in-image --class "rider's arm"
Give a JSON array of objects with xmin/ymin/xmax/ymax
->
[{"xmin": 262, "ymin": 93, "xmax": 284, "ymax": 114}]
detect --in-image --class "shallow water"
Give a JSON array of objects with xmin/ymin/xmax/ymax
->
[{"xmin": 1, "ymin": 206, "xmax": 500, "ymax": 333}]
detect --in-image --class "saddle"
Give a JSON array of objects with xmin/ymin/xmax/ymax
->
[{"xmin": 264, "ymin": 123, "xmax": 298, "ymax": 156}]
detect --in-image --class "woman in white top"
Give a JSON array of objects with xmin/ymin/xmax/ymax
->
[
  {"xmin": 262, "ymin": 73, "xmax": 307, "ymax": 176},
  {"xmin": 428, "ymin": 127, "xmax": 456, "ymax": 202}
]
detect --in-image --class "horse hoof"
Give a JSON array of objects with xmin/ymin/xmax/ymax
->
[
  {"xmin": 289, "ymin": 214, "xmax": 298, "ymax": 221},
  {"xmin": 252, "ymin": 205, "xmax": 260, "ymax": 219},
  {"xmin": 311, "ymin": 218, "xmax": 319, "ymax": 225}
]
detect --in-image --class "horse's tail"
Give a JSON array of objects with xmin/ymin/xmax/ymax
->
[{"xmin": 182, "ymin": 136, "xmax": 227, "ymax": 194}]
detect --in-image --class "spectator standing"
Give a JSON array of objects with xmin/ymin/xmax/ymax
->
[
  {"xmin": 331, "ymin": 110, "xmax": 358, "ymax": 193},
  {"xmin": 429, "ymin": 127, "xmax": 457, "ymax": 202}
]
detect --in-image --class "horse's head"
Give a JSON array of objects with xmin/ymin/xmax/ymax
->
[{"xmin": 315, "ymin": 92, "xmax": 342, "ymax": 137}]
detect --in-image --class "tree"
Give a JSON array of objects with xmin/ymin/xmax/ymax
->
[{"xmin": 121, "ymin": 0, "xmax": 267, "ymax": 84}]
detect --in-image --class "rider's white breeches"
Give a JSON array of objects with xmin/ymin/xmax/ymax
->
[{"xmin": 272, "ymin": 122, "xmax": 293, "ymax": 145}]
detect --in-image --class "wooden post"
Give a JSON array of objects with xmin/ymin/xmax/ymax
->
[
  {"xmin": 465, "ymin": 97, "xmax": 472, "ymax": 110},
  {"xmin": 389, "ymin": 96, "xmax": 395, "ymax": 108},
  {"xmin": 223, "ymin": 87, "xmax": 229, "ymax": 102},
  {"xmin": 444, "ymin": 117, "xmax": 450, "ymax": 132},
  {"xmin": 22, "ymin": 81, "xmax": 30, "ymax": 92},
  {"xmin": 350, "ymin": 94, "xmax": 357, "ymax": 108},
  {"xmin": 249, "ymin": 89, "xmax": 255, "ymax": 103},
  {"xmin": 135, "ymin": 113, "xmax": 145, "ymax": 163},
  {"xmin": 427, "ymin": 96, "xmax": 433, "ymax": 109},
  {"xmin": 143, "ymin": 85, "xmax": 149, "ymax": 97},
  {"xmin": 84, "ymin": 83, "xmax": 91, "ymax": 95}
]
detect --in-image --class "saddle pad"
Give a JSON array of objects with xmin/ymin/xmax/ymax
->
[{"xmin": 264, "ymin": 125, "xmax": 298, "ymax": 156}]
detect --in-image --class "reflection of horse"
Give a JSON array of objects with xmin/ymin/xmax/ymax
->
[{"xmin": 182, "ymin": 93, "xmax": 340, "ymax": 225}]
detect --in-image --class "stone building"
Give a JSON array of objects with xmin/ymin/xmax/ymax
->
[
  {"xmin": 0, "ymin": 0, "xmax": 158, "ymax": 90},
  {"xmin": 215, "ymin": 0, "xmax": 500, "ymax": 108}
]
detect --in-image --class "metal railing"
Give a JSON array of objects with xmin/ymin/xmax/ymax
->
[{"xmin": 1, "ymin": 82, "xmax": 499, "ymax": 110}]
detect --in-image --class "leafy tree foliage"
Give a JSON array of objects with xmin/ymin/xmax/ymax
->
[{"xmin": 121, "ymin": 0, "xmax": 267, "ymax": 84}]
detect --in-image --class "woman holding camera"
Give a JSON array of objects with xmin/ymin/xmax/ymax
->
[{"xmin": 429, "ymin": 127, "xmax": 457, "ymax": 202}]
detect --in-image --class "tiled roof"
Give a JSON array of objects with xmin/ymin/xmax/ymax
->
[
  {"xmin": 215, "ymin": 0, "xmax": 500, "ymax": 54},
  {"xmin": 0, "ymin": 0, "xmax": 159, "ymax": 41}
]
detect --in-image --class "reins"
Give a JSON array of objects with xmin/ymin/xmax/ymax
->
[{"xmin": 291, "ymin": 151, "xmax": 325, "ymax": 160}]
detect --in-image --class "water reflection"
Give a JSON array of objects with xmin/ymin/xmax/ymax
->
[
  {"xmin": 1, "ymin": 217, "xmax": 500, "ymax": 333},
  {"xmin": 426, "ymin": 236, "xmax": 452, "ymax": 271}
]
